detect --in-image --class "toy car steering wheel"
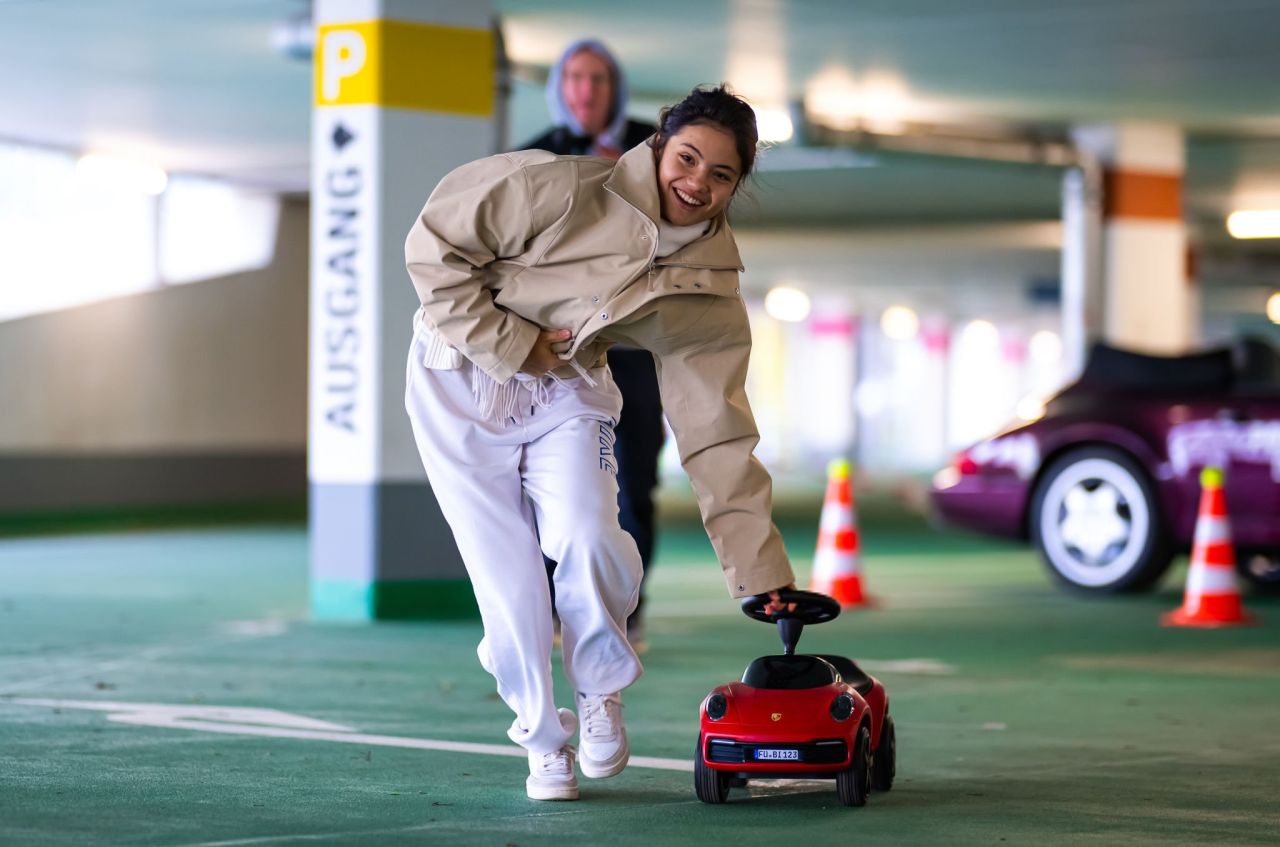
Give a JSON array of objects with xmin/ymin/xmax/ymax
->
[
  {"xmin": 741, "ymin": 589, "xmax": 841, "ymax": 624},
  {"xmin": 741, "ymin": 590, "xmax": 840, "ymax": 655}
]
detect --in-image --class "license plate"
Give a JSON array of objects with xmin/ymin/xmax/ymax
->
[{"xmin": 755, "ymin": 748, "xmax": 800, "ymax": 761}]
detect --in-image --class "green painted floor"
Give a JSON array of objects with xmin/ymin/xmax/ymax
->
[{"xmin": 2, "ymin": 497, "xmax": 1278, "ymax": 846}]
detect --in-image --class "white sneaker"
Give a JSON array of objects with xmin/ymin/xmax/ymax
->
[
  {"xmin": 526, "ymin": 744, "xmax": 579, "ymax": 801},
  {"xmin": 577, "ymin": 692, "xmax": 629, "ymax": 779}
]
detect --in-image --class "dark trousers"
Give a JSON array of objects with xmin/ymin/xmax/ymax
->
[{"xmin": 547, "ymin": 347, "xmax": 664, "ymax": 628}]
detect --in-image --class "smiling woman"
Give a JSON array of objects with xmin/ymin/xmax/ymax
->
[{"xmin": 403, "ymin": 84, "xmax": 795, "ymax": 802}]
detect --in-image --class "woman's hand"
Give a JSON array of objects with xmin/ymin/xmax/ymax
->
[
  {"xmin": 762, "ymin": 583, "xmax": 798, "ymax": 616},
  {"xmin": 520, "ymin": 329, "xmax": 572, "ymax": 377}
]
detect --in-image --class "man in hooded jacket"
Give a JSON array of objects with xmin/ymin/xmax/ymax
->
[{"xmin": 516, "ymin": 39, "xmax": 661, "ymax": 649}]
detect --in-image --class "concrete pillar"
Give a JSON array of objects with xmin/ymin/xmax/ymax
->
[
  {"xmin": 309, "ymin": 0, "xmax": 494, "ymax": 619},
  {"xmin": 1072, "ymin": 123, "xmax": 1194, "ymax": 354},
  {"xmin": 1059, "ymin": 162, "xmax": 1103, "ymax": 380}
]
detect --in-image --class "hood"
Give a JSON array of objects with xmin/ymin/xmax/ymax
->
[
  {"xmin": 724, "ymin": 683, "xmax": 843, "ymax": 728},
  {"xmin": 545, "ymin": 38, "xmax": 631, "ymax": 150}
]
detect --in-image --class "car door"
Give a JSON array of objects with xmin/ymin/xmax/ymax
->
[{"xmin": 1227, "ymin": 389, "xmax": 1280, "ymax": 547}]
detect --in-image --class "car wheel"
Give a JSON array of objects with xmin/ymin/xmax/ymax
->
[
  {"xmin": 693, "ymin": 735, "xmax": 730, "ymax": 803},
  {"xmin": 837, "ymin": 725, "xmax": 871, "ymax": 807},
  {"xmin": 1030, "ymin": 446, "xmax": 1173, "ymax": 593},
  {"xmin": 871, "ymin": 714, "xmax": 895, "ymax": 792}
]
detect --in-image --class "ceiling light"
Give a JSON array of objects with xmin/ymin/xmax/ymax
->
[
  {"xmin": 880, "ymin": 305, "xmax": 919, "ymax": 340},
  {"xmin": 804, "ymin": 67, "xmax": 861, "ymax": 131},
  {"xmin": 961, "ymin": 319, "xmax": 999, "ymax": 348},
  {"xmin": 754, "ymin": 108, "xmax": 794, "ymax": 144},
  {"xmin": 271, "ymin": 11, "xmax": 314, "ymax": 60},
  {"xmin": 858, "ymin": 71, "xmax": 909, "ymax": 135},
  {"xmin": 1226, "ymin": 210, "xmax": 1280, "ymax": 239},
  {"xmin": 764, "ymin": 286, "xmax": 811, "ymax": 322},
  {"xmin": 1267, "ymin": 292, "xmax": 1280, "ymax": 324},
  {"xmin": 804, "ymin": 66, "xmax": 911, "ymax": 134},
  {"xmin": 1015, "ymin": 394, "xmax": 1047, "ymax": 422},
  {"xmin": 76, "ymin": 153, "xmax": 168, "ymax": 195}
]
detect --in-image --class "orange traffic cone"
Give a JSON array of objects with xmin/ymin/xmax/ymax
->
[
  {"xmin": 810, "ymin": 459, "xmax": 874, "ymax": 608},
  {"xmin": 1161, "ymin": 466, "xmax": 1257, "ymax": 628}
]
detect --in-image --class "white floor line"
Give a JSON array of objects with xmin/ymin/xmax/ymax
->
[{"xmin": 6, "ymin": 698, "xmax": 695, "ymax": 772}]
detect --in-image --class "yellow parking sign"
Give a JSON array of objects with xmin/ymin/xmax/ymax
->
[{"xmin": 314, "ymin": 20, "xmax": 493, "ymax": 116}]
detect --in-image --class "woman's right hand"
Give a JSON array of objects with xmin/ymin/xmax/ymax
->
[
  {"xmin": 763, "ymin": 583, "xmax": 798, "ymax": 616},
  {"xmin": 520, "ymin": 328, "xmax": 572, "ymax": 377}
]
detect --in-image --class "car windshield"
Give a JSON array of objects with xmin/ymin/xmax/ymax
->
[{"xmin": 741, "ymin": 655, "xmax": 838, "ymax": 690}]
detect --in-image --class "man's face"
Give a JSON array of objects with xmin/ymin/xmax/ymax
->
[{"xmin": 561, "ymin": 49, "xmax": 613, "ymax": 136}]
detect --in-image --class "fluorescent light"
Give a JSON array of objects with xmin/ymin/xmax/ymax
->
[
  {"xmin": 1268, "ymin": 291, "xmax": 1280, "ymax": 324},
  {"xmin": 1015, "ymin": 394, "xmax": 1047, "ymax": 422},
  {"xmin": 961, "ymin": 319, "xmax": 999, "ymax": 348},
  {"xmin": 880, "ymin": 305, "xmax": 919, "ymax": 340},
  {"xmin": 76, "ymin": 153, "xmax": 168, "ymax": 195},
  {"xmin": 805, "ymin": 66, "xmax": 861, "ymax": 131},
  {"xmin": 858, "ymin": 71, "xmax": 909, "ymax": 135},
  {"xmin": 804, "ymin": 66, "xmax": 910, "ymax": 134},
  {"xmin": 764, "ymin": 286, "xmax": 811, "ymax": 322},
  {"xmin": 1029, "ymin": 330, "xmax": 1062, "ymax": 364},
  {"xmin": 754, "ymin": 108, "xmax": 794, "ymax": 143},
  {"xmin": 1226, "ymin": 210, "xmax": 1280, "ymax": 239}
]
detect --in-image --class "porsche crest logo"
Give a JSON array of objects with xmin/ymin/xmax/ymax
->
[{"xmin": 771, "ymin": 712, "xmax": 782, "ymax": 722}]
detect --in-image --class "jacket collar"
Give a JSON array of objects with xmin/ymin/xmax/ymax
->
[{"xmin": 605, "ymin": 140, "xmax": 745, "ymax": 272}]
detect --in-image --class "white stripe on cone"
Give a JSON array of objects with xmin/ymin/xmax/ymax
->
[
  {"xmin": 1185, "ymin": 563, "xmax": 1240, "ymax": 596},
  {"xmin": 819, "ymin": 507, "xmax": 851, "ymax": 533},
  {"xmin": 1192, "ymin": 516, "xmax": 1230, "ymax": 545}
]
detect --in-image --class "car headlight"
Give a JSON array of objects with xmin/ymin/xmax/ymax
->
[
  {"xmin": 830, "ymin": 693, "xmax": 854, "ymax": 721},
  {"xmin": 706, "ymin": 693, "xmax": 727, "ymax": 721}
]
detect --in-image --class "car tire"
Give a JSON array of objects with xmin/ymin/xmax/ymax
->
[
  {"xmin": 871, "ymin": 714, "xmax": 895, "ymax": 792},
  {"xmin": 693, "ymin": 735, "xmax": 730, "ymax": 804},
  {"xmin": 837, "ymin": 724, "xmax": 871, "ymax": 807},
  {"xmin": 1030, "ymin": 446, "xmax": 1173, "ymax": 593},
  {"xmin": 1238, "ymin": 549, "xmax": 1280, "ymax": 594}
]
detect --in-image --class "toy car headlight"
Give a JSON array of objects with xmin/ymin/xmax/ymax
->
[
  {"xmin": 706, "ymin": 693, "xmax": 728, "ymax": 721},
  {"xmin": 830, "ymin": 693, "xmax": 854, "ymax": 721}
]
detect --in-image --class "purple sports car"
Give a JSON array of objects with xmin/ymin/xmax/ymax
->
[{"xmin": 931, "ymin": 338, "xmax": 1280, "ymax": 593}]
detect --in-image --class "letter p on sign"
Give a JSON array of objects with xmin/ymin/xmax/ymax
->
[
  {"xmin": 315, "ymin": 24, "xmax": 377, "ymax": 105},
  {"xmin": 322, "ymin": 30, "xmax": 366, "ymax": 100}
]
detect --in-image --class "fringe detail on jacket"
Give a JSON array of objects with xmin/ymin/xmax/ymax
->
[{"xmin": 414, "ymin": 310, "xmax": 601, "ymax": 422}]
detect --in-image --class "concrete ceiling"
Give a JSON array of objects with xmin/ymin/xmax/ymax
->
[{"xmin": 2, "ymin": 0, "xmax": 1280, "ymax": 233}]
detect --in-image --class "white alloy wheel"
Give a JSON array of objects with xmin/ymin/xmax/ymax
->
[{"xmin": 1031, "ymin": 448, "xmax": 1172, "ymax": 592}]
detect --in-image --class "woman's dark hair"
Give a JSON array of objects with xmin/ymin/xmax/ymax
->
[{"xmin": 650, "ymin": 84, "xmax": 759, "ymax": 187}]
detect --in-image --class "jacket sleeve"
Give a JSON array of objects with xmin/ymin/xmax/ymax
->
[
  {"xmin": 655, "ymin": 295, "xmax": 796, "ymax": 598},
  {"xmin": 404, "ymin": 154, "xmax": 544, "ymax": 384}
]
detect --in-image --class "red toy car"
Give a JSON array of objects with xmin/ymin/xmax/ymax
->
[{"xmin": 694, "ymin": 590, "xmax": 897, "ymax": 806}]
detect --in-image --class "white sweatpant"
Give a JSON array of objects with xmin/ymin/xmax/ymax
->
[{"xmin": 404, "ymin": 334, "xmax": 644, "ymax": 754}]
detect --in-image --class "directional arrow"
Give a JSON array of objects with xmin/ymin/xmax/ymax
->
[
  {"xmin": 331, "ymin": 122, "xmax": 355, "ymax": 152},
  {"xmin": 9, "ymin": 698, "xmax": 692, "ymax": 772}
]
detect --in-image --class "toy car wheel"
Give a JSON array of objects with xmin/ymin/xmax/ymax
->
[
  {"xmin": 694, "ymin": 736, "xmax": 730, "ymax": 804},
  {"xmin": 1030, "ymin": 446, "xmax": 1173, "ymax": 593},
  {"xmin": 871, "ymin": 714, "xmax": 896, "ymax": 792},
  {"xmin": 837, "ymin": 724, "xmax": 871, "ymax": 807}
]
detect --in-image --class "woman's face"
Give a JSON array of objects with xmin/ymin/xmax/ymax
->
[{"xmin": 656, "ymin": 123, "xmax": 742, "ymax": 227}]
